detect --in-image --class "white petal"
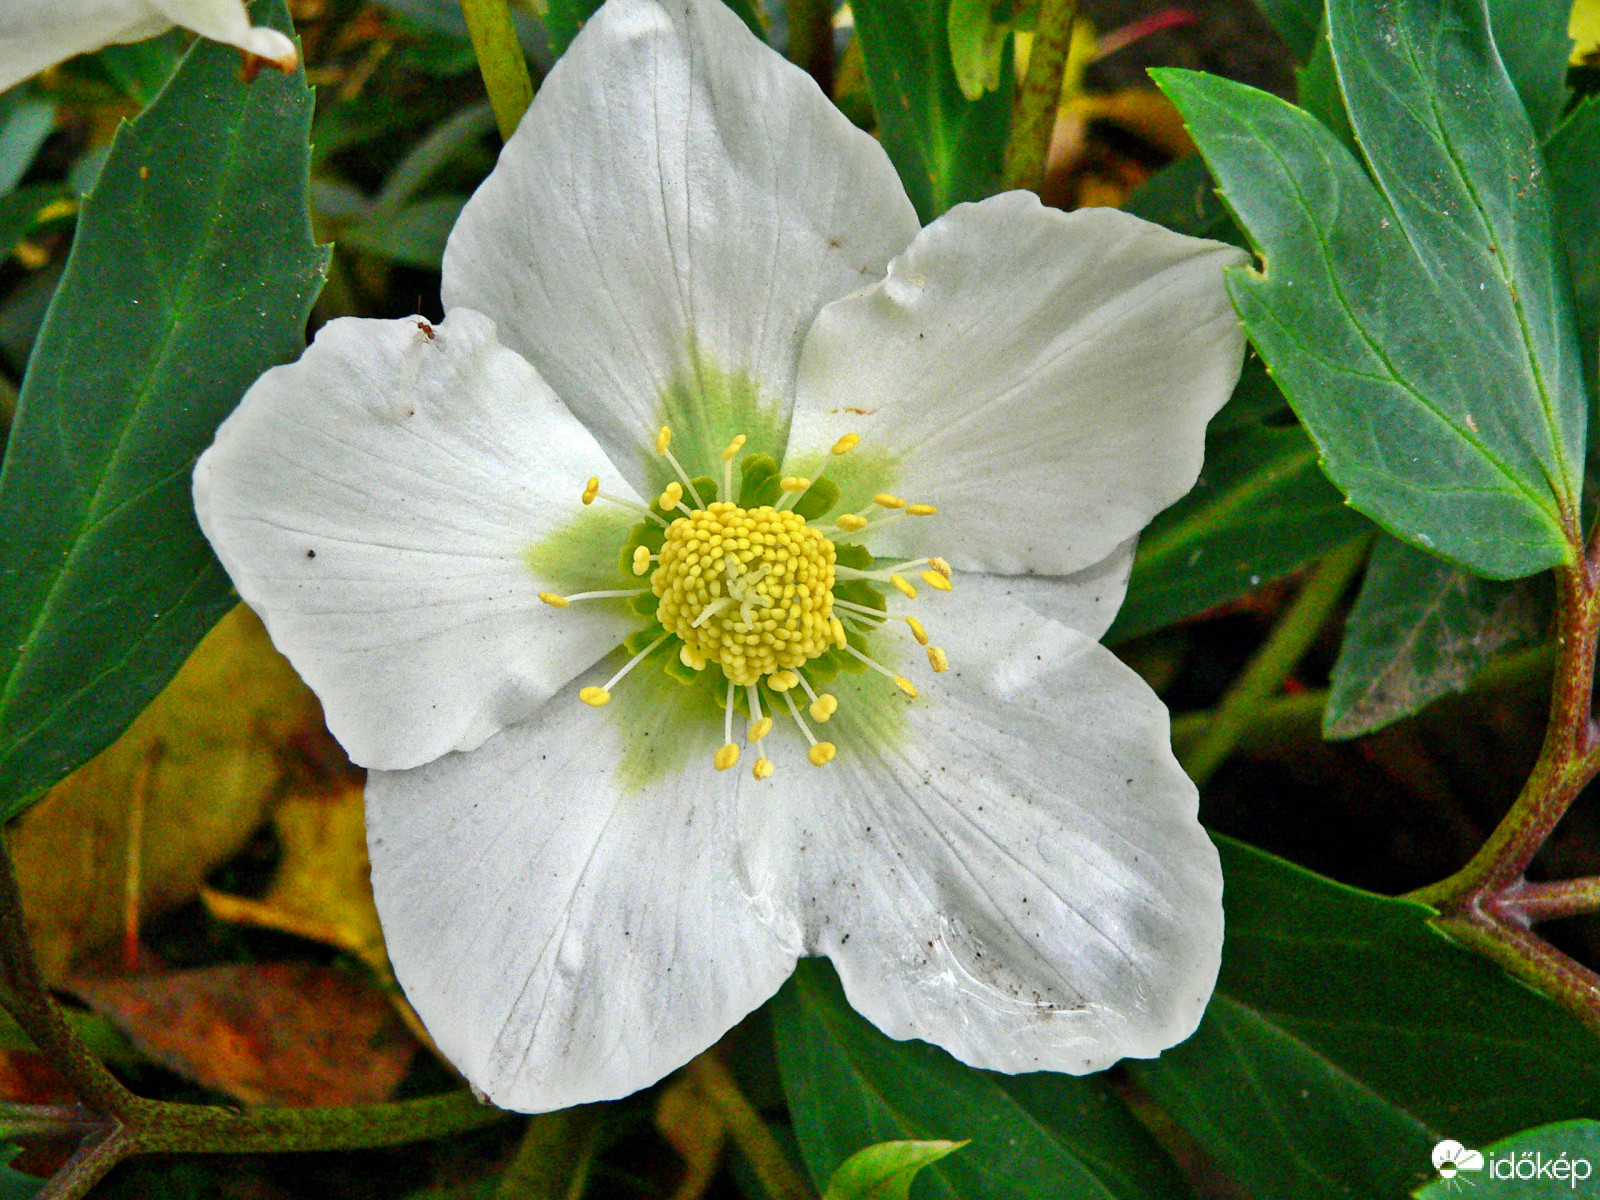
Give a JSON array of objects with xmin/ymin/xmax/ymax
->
[
  {"xmin": 742, "ymin": 587, "xmax": 1220, "ymax": 1073},
  {"xmin": 441, "ymin": 0, "xmax": 919, "ymax": 489},
  {"xmin": 959, "ymin": 537, "xmax": 1136, "ymax": 642},
  {"xmin": 150, "ymin": 0, "xmax": 298, "ymax": 65},
  {"xmin": 366, "ymin": 671, "xmax": 795, "ymax": 1112},
  {"xmin": 0, "ymin": 0, "xmax": 295, "ymax": 94},
  {"xmin": 790, "ymin": 193, "xmax": 1247, "ymax": 576},
  {"xmin": 194, "ymin": 309, "xmax": 640, "ymax": 771}
]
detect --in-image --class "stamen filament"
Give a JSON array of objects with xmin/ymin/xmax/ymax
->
[
  {"xmin": 691, "ymin": 597, "xmax": 734, "ymax": 628},
  {"xmin": 833, "ymin": 598, "xmax": 889, "ymax": 621},
  {"xmin": 721, "ymin": 433, "xmax": 747, "ymax": 502},
  {"xmin": 783, "ymin": 690, "xmax": 836, "ymax": 765},
  {"xmin": 601, "ymin": 633, "xmax": 670, "ymax": 691},
  {"xmin": 541, "ymin": 588, "xmax": 650, "ymax": 607},
  {"xmin": 843, "ymin": 644, "xmax": 918, "ymax": 697},
  {"xmin": 595, "ymin": 490, "xmax": 668, "ymax": 528},
  {"xmin": 716, "ymin": 680, "xmax": 740, "ymax": 771},
  {"xmin": 656, "ymin": 425, "xmax": 707, "ymax": 509}
]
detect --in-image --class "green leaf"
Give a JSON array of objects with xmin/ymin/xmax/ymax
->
[
  {"xmin": 0, "ymin": 94, "xmax": 56, "ymax": 196},
  {"xmin": 1487, "ymin": 0, "xmax": 1572, "ymax": 136},
  {"xmin": 0, "ymin": 183, "xmax": 71, "ymax": 261},
  {"xmin": 1248, "ymin": 0, "xmax": 1320, "ymax": 62},
  {"xmin": 774, "ymin": 960, "xmax": 1191, "ymax": 1200},
  {"xmin": 824, "ymin": 1140, "xmax": 968, "ymax": 1200},
  {"xmin": 1130, "ymin": 837, "xmax": 1600, "ymax": 1200},
  {"xmin": 947, "ymin": 0, "xmax": 1014, "ymax": 101},
  {"xmin": 1546, "ymin": 97, "xmax": 1600, "ymax": 398},
  {"xmin": 0, "ymin": 1147, "xmax": 39, "ymax": 1200},
  {"xmin": 1413, "ymin": 1120, "xmax": 1600, "ymax": 1197},
  {"xmin": 1107, "ymin": 420, "xmax": 1368, "ymax": 643},
  {"xmin": 341, "ymin": 195, "xmax": 468, "ymax": 269},
  {"xmin": 0, "ymin": 0, "xmax": 327, "ymax": 821},
  {"xmin": 1323, "ymin": 534, "xmax": 1545, "ymax": 740},
  {"xmin": 1120, "ymin": 152, "xmax": 1242, "ymax": 247},
  {"xmin": 1159, "ymin": 31, "xmax": 1586, "ymax": 579},
  {"xmin": 545, "ymin": 0, "xmax": 764, "ymax": 55},
  {"xmin": 853, "ymin": 0, "xmax": 1011, "ymax": 221}
]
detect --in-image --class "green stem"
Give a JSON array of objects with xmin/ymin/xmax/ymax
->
[
  {"xmin": 1179, "ymin": 537, "xmax": 1370, "ymax": 786},
  {"xmin": 460, "ymin": 0, "xmax": 535, "ymax": 141},
  {"xmin": 497, "ymin": 1108, "xmax": 603, "ymax": 1200},
  {"xmin": 1001, "ymin": 0, "xmax": 1080, "ymax": 194},
  {"xmin": 686, "ymin": 1054, "xmax": 815, "ymax": 1200},
  {"xmin": 785, "ymin": 0, "xmax": 834, "ymax": 94}
]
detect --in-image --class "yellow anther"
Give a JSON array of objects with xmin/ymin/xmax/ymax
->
[
  {"xmin": 656, "ymin": 426, "xmax": 672, "ymax": 454},
  {"xmin": 894, "ymin": 676, "xmax": 918, "ymax": 698},
  {"xmin": 920, "ymin": 570, "xmax": 953, "ymax": 592},
  {"xmin": 752, "ymin": 756, "xmax": 774, "ymax": 780},
  {"xmin": 768, "ymin": 670, "xmax": 800, "ymax": 691},
  {"xmin": 714, "ymin": 742, "xmax": 741, "ymax": 771},
  {"xmin": 831, "ymin": 433, "xmax": 860, "ymax": 456},
  {"xmin": 582, "ymin": 477, "xmax": 600, "ymax": 505},
  {"xmin": 836, "ymin": 513, "xmax": 869, "ymax": 532},
  {"xmin": 780, "ymin": 476, "xmax": 811, "ymax": 493},
  {"xmin": 906, "ymin": 503, "xmax": 938, "ymax": 517},
  {"xmin": 539, "ymin": 592, "xmax": 570, "ymax": 608},
  {"xmin": 749, "ymin": 716, "xmax": 774, "ymax": 742},
  {"xmin": 873, "ymin": 493, "xmax": 905, "ymax": 509},
  {"xmin": 808, "ymin": 742, "xmax": 837, "ymax": 766},
  {"xmin": 659, "ymin": 481, "xmax": 683, "ymax": 510},
  {"xmin": 579, "ymin": 686, "xmax": 611, "ymax": 707},
  {"xmin": 679, "ymin": 644, "xmax": 707, "ymax": 671},
  {"xmin": 721, "ymin": 433, "xmax": 748, "ymax": 462},
  {"xmin": 905, "ymin": 616, "xmax": 928, "ymax": 645},
  {"xmin": 632, "ymin": 545, "xmax": 653, "ymax": 576},
  {"xmin": 890, "ymin": 574, "xmax": 917, "ymax": 599},
  {"xmin": 830, "ymin": 616, "xmax": 847, "ymax": 649},
  {"xmin": 928, "ymin": 556, "xmax": 952, "ymax": 579},
  {"xmin": 927, "ymin": 645, "xmax": 948, "ymax": 673},
  {"xmin": 809, "ymin": 694, "xmax": 838, "ymax": 722}
]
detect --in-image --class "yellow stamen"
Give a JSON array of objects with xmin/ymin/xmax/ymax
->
[
  {"xmin": 873, "ymin": 493, "xmax": 905, "ymax": 509},
  {"xmin": 721, "ymin": 434, "xmax": 748, "ymax": 462},
  {"xmin": 679, "ymin": 644, "xmax": 706, "ymax": 670},
  {"xmin": 927, "ymin": 646, "xmax": 948, "ymax": 673},
  {"xmin": 714, "ymin": 742, "xmax": 741, "ymax": 771},
  {"xmin": 895, "ymin": 676, "xmax": 918, "ymax": 698},
  {"xmin": 831, "ymin": 433, "xmax": 860, "ymax": 456},
  {"xmin": 768, "ymin": 670, "xmax": 800, "ymax": 691},
  {"xmin": 808, "ymin": 742, "xmax": 837, "ymax": 766},
  {"xmin": 780, "ymin": 476, "xmax": 810, "ymax": 493},
  {"xmin": 830, "ymin": 617, "xmax": 847, "ymax": 648},
  {"xmin": 582, "ymin": 477, "xmax": 600, "ymax": 505},
  {"xmin": 906, "ymin": 503, "xmax": 938, "ymax": 517},
  {"xmin": 835, "ymin": 513, "xmax": 869, "ymax": 532},
  {"xmin": 890, "ymin": 574, "xmax": 917, "ymax": 599},
  {"xmin": 752, "ymin": 756, "xmax": 774, "ymax": 780},
  {"xmin": 632, "ymin": 545, "xmax": 653, "ymax": 576},
  {"xmin": 749, "ymin": 716, "xmax": 774, "ymax": 742},
  {"xmin": 905, "ymin": 616, "xmax": 928, "ymax": 645},
  {"xmin": 809, "ymin": 694, "xmax": 838, "ymax": 722},
  {"xmin": 659, "ymin": 480, "xmax": 683, "ymax": 511},
  {"xmin": 920, "ymin": 570, "xmax": 953, "ymax": 592},
  {"xmin": 656, "ymin": 426, "xmax": 672, "ymax": 454},
  {"xmin": 928, "ymin": 556, "xmax": 952, "ymax": 579},
  {"xmin": 539, "ymin": 592, "xmax": 570, "ymax": 609},
  {"xmin": 579, "ymin": 686, "xmax": 610, "ymax": 707}
]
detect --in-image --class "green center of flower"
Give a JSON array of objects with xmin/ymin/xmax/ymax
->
[{"xmin": 538, "ymin": 426, "xmax": 952, "ymax": 780}]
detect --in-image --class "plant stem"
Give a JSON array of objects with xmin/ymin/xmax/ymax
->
[
  {"xmin": 497, "ymin": 1108, "xmax": 603, "ymax": 1200},
  {"xmin": 1501, "ymin": 876, "xmax": 1600, "ymax": 924},
  {"xmin": 1001, "ymin": 0, "xmax": 1080, "ymax": 193},
  {"xmin": 686, "ymin": 1054, "xmax": 815, "ymax": 1200},
  {"xmin": 785, "ymin": 0, "xmax": 834, "ymax": 94},
  {"xmin": 460, "ymin": 0, "xmax": 535, "ymax": 141},
  {"xmin": 1179, "ymin": 538, "xmax": 1369, "ymax": 786}
]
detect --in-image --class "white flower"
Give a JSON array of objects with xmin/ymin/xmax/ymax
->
[
  {"xmin": 0, "ymin": 0, "xmax": 297, "ymax": 94},
  {"xmin": 193, "ymin": 0, "xmax": 1246, "ymax": 1113}
]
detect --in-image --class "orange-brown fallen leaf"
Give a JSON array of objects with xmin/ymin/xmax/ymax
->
[{"xmin": 66, "ymin": 962, "xmax": 414, "ymax": 1108}]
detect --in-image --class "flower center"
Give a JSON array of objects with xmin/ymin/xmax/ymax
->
[
  {"xmin": 538, "ymin": 426, "xmax": 953, "ymax": 780},
  {"xmin": 653, "ymin": 504, "xmax": 839, "ymax": 687}
]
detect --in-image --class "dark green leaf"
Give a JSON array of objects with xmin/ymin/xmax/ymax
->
[
  {"xmin": 0, "ymin": 0, "xmax": 327, "ymax": 820},
  {"xmin": 1323, "ymin": 534, "xmax": 1545, "ymax": 740},
  {"xmin": 0, "ymin": 1147, "xmax": 39, "ymax": 1200},
  {"xmin": 852, "ymin": 0, "xmax": 1011, "ymax": 221},
  {"xmin": 1107, "ymin": 420, "xmax": 1368, "ymax": 643},
  {"xmin": 823, "ymin": 1140, "xmax": 967, "ymax": 1200},
  {"xmin": 1247, "ymin": 0, "xmax": 1320, "ymax": 62},
  {"xmin": 1159, "ymin": 29, "xmax": 1586, "ymax": 579},
  {"xmin": 774, "ymin": 960, "xmax": 1190, "ymax": 1200},
  {"xmin": 1546, "ymin": 97, "xmax": 1600, "ymax": 398},
  {"xmin": 342, "ymin": 195, "xmax": 468, "ymax": 269},
  {"xmin": 0, "ymin": 95, "xmax": 56, "ymax": 196},
  {"xmin": 95, "ymin": 31, "xmax": 186, "ymax": 105},
  {"xmin": 1413, "ymin": 1120, "xmax": 1599, "ymax": 1197},
  {"xmin": 545, "ymin": 0, "xmax": 764, "ymax": 55},
  {"xmin": 1487, "ymin": 0, "xmax": 1572, "ymax": 136},
  {"xmin": 1131, "ymin": 838, "xmax": 1600, "ymax": 1200},
  {"xmin": 0, "ymin": 183, "xmax": 71, "ymax": 260},
  {"xmin": 1119, "ymin": 152, "xmax": 1242, "ymax": 247}
]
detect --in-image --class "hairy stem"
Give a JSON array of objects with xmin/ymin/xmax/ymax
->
[
  {"xmin": 460, "ymin": 0, "xmax": 535, "ymax": 141},
  {"xmin": 686, "ymin": 1054, "xmax": 815, "ymax": 1200},
  {"xmin": 1001, "ymin": 0, "xmax": 1080, "ymax": 193},
  {"xmin": 1179, "ymin": 538, "xmax": 1369, "ymax": 787},
  {"xmin": 1501, "ymin": 876, "xmax": 1600, "ymax": 924}
]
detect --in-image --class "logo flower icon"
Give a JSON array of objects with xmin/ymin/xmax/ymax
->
[{"xmin": 1433, "ymin": 1140, "xmax": 1486, "ymax": 1179}]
